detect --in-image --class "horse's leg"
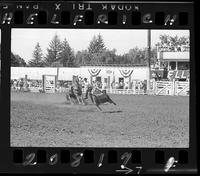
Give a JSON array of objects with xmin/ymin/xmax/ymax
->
[
  {"xmin": 78, "ymin": 97, "xmax": 82, "ymax": 105},
  {"xmin": 69, "ymin": 96, "xmax": 75, "ymax": 105},
  {"xmin": 108, "ymin": 98, "xmax": 117, "ymax": 105},
  {"xmin": 79, "ymin": 90, "xmax": 85, "ymax": 105},
  {"xmin": 66, "ymin": 93, "xmax": 69, "ymax": 101},
  {"xmin": 96, "ymin": 105, "xmax": 102, "ymax": 111},
  {"xmin": 80, "ymin": 95, "xmax": 85, "ymax": 105},
  {"xmin": 76, "ymin": 94, "xmax": 81, "ymax": 104},
  {"xmin": 89, "ymin": 93, "xmax": 94, "ymax": 104},
  {"xmin": 67, "ymin": 94, "xmax": 74, "ymax": 105}
]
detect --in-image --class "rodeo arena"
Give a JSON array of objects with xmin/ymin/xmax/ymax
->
[{"xmin": 11, "ymin": 45, "xmax": 190, "ymax": 147}]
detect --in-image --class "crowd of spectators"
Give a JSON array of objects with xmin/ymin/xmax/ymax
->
[
  {"xmin": 11, "ymin": 78, "xmax": 42, "ymax": 92},
  {"xmin": 110, "ymin": 80, "xmax": 147, "ymax": 91},
  {"xmin": 11, "ymin": 77, "xmax": 147, "ymax": 93},
  {"xmin": 158, "ymin": 44, "xmax": 190, "ymax": 52}
]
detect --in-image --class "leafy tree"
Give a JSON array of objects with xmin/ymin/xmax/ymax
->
[
  {"xmin": 60, "ymin": 38, "xmax": 75, "ymax": 67},
  {"xmin": 1, "ymin": 44, "xmax": 25, "ymax": 67},
  {"xmin": 88, "ymin": 34, "xmax": 106, "ymax": 63},
  {"xmin": 45, "ymin": 34, "xmax": 62, "ymax": 66},
  {"xmin": 142, "ymin": 47, "xmax": 158, "ymax": 65},
  {"xmin": 178, "ymin": 36, "xmax": 189, "ymax": 45},
  {"xmin": 100, "ymin": 49, "xmax": 116, "ymax": 64},
  {"xmin": 159, "ymin": 34, "xmax": 170, "ymax": 46},
  {"xmin": 11, "ymin": 53, "xmax": 26, "ymax": 67},
  {"xmin": 28, "ymin": 42, "xmax": 44, "ymax": 67},
  {"xmin": 127, "ymin": 47, "xmax": 145, "ymax": 64},
  {"xmin": 88, "ymin": 34, "xmax": 106, "ymax": 54},
  {"xmin": 75, "ymin": 50, "xmax": 91, "ymax": 66},
  {"xmin": 157, "ymin": 34, "xmax": 189, "ymax": 47},
  {"xmin": 150, "ymin": 47, "xmax": 158, "ymax": 65}
]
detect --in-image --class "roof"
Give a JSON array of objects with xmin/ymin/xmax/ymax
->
[{"xmin": 80, "ymin": 63, "xmax": 147, "ymax": 67}]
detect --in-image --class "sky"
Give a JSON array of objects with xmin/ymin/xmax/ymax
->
[{"xmin": 11, "ymin": 29, "xmax": 189, "ymax": 62}]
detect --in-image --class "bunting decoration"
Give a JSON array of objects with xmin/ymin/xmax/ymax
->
[
  {"xmin": 88, "ymin": 68, "xmax": 101, "ymax": 77},
  {"xmin": 119, "ymin": 69, "xmax": 133, "ymax": 78}
]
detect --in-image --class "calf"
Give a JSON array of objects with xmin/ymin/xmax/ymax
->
[{"xmin": 92, "ymin": 90, "xmax": 116, "ymax": 111}]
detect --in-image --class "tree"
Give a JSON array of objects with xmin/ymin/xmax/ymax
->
[
  {"xmin": 88, "ymin": 34, "xmax": 106, "ymax": 63},
  {"xmin": 1, "ymin": 44, "xmax": 26, "ymax": 67},
  {"xmin": 127, "ymin": 47, "xmax": 144, "ymax": 64},
  {"xmin": 100, "ymin": 49, "xmax": 116, "ymax": 64},
  {"xmin": 159, "ymin": 34, "xmax": 170, "ymax": 46},
  {"xmin": 75, "ymin": 50, "xmax": 91, "ymax": 66},
  {"xmin": 142, "ymin": 47, "xmax": 158, "ymax": 65},
  {"xmin": 11, "ymin": 53, "xmax": 27, "ymax": 67},
  {"xmin": 178, "ymin": 36, "xmax": 189, "ymax": 45},
  {"xmin": 44, "ymin": 34, "xmax": 62, "ymax": 66},
  {"xmin": 28, "ymin": 43, "xmax": 44, "ymax": 67},
  {"xmin": 158, "ymin": 34, "xmax": 189, "ymax": 47},
  {"xmin": 60, "ymin": 38, "xmax": 75, "ymax": 67}
]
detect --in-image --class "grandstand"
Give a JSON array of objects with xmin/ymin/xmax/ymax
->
[{"xmin": 157, "ymin": 45, "xmax": 189, "ymax": 72}]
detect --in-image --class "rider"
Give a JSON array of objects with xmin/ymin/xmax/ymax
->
[
  {"xmin": 92, "ymin": 80, "xmax": 102, "ymax": 93},
  {"xmin": 83, "ymin": 78, "xmax": 93, "ymax": 100}
]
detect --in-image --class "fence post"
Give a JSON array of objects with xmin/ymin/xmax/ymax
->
[
  {"xmin": 133, "ymin": 80, "xmax": 136, "ymax": 94},
  {"xmin": 42, "ymin": 75, "xmax": 45, "ymax": 93},
  {"xmin": 172, "ymin": 79, "xmax": 176, "ymax": 96},
  {"xmin": 24, "ymin": 74, "xmax": 28, "ymax": 90},
  {"xmin": 153, "ymin": 79, "xmax": 156, "ymax": 95}
]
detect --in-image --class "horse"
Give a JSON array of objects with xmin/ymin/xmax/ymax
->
[
  {"xmin": 85, "ymin": 84, "xmax": 103, "ymax": 104},
  {"xmin": 73, "ymin": 78, "xmax": 85, "ymax": 105},
  {"xmin": 65, "ymin": 85, "xmax": 77, "ymax": 104},
  {"xmin": 66, "ymin": 77, "xmax": 85, "ymax": 105},
  {"xmin": 91, "ymin": 90, "xmax": 116, "ymax": 111}
]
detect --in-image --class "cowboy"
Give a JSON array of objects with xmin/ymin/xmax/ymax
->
[{"xmin": 83, "ymin": 78, "xmax": 93, "ymax": 100}]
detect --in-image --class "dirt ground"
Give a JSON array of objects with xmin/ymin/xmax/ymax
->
[{"xmin": 10, "ymin": 92, "xmax": 189, "ymax": 148}]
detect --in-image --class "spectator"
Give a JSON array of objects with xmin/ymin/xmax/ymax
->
[
  {"xmin": 115, "ymin": 82, "xmax": 119, "ymax": 89},
  {"xmin": 163, "ymin": 66, "xmax": 168, "ymax": 79},
  {"xmin": 119, "ymin": 80, "xmax": 124, "ymax": 89},
  {"xmin": 135, "ymin": 83, "xmax": 138, "ymax": 89},
  {"xmin": 177, "ymin": 45, "xmax": 181, "ymax": 51},
  {"xmin": 96, "ymin": 80, "xmax": 102, "ymax": 89},
  {"xmin": 152, "ymin": 72, "xmax": 156, "ymax": 81},
  {"xmin": 13, "ymin": 79, "xmax": 17, "ymax": 90},
  {"xmin": 125, "ymin": 82, "xmax": 129, "ymax": 89},
  {"xmin": 142, "ymin": 81, "xmax": 147, "ymax": 93},
  {"xmin": 19, "ymin": 78, "xmax": 24, "ymax": 91},
  {"xmin": 158, "ymin": 74, "xmax": 162, "ymax": 81}
]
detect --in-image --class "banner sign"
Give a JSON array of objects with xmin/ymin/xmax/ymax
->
[
  {"xmin": 119, "ymin": 69, "xmax": 133, "ymax": 78},
  {"xmin": 88, "ymin": 68, "xmax": 101, "ymax": 77},
  {"xmin": 44, "ymin": 75, "xmax": 56, "ymax": 93},
  {"xmin": 151, "ymin": 70, "xmax": 189, "ymax": 80},
  {"xmin": 168, "ymin": 70, "xmax": 189, "ymax": 80}
]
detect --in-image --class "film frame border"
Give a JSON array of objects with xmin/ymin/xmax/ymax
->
[{"xmin": 0, "ymin": 0, "xmax": 197, "ymax": 174}]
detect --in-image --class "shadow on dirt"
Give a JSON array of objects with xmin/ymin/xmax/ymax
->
[
  {"xmin": 78, "ymin": 109, "xmax": 96, "ymax": 112},
  {"xmin": 103, "ymin": 110, "xmax": 123, "ymax": 113}
]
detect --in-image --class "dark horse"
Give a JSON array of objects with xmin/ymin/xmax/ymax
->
[
  {"xmin": 66, "ymin": 77, "xmax": 85, "ymax": 105},
  {"xmin": 73, "ymin": 78, "xmax": 85, "ymax": 105},
  {"xmin": 85, "ymin": 85, "xmax": 103, "ymax": 104},
  {"xmin": 66, "ymin": 85, "xmax": 77, "ymax": 104}
]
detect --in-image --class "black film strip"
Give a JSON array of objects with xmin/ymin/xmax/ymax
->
[{"xmin": 0, "ymin": 0, "xmax": 197, "ymax": 174}]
